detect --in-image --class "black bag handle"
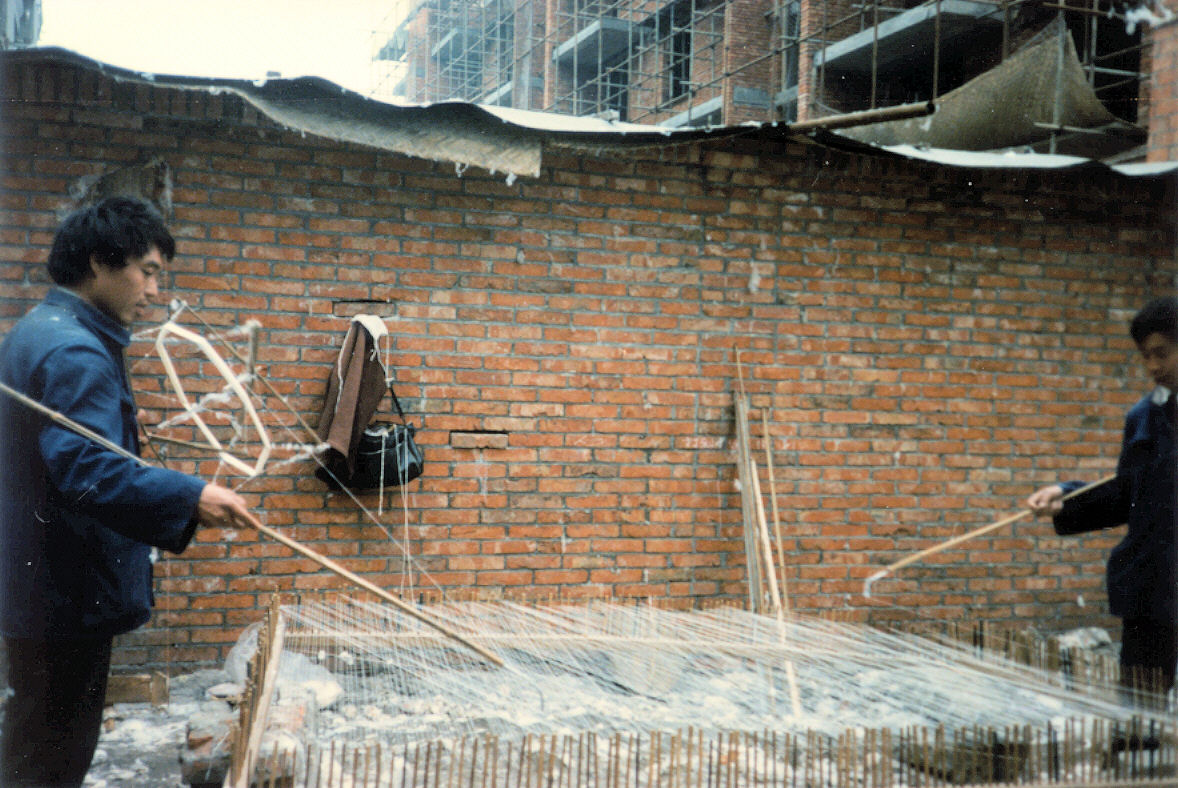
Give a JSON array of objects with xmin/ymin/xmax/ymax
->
[{"xmin": 384, "ymin": 371, "xmax": 409, "ymax": 426}]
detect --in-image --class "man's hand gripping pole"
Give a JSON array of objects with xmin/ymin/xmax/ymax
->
[{"xmin": 863, "ymin": 474, "xmax": 1116, "ymax": 599}]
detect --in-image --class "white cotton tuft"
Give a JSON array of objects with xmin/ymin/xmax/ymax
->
[{"xmin": 1125, "ymin": 2, "xmax": 1175, "ymax": 34}]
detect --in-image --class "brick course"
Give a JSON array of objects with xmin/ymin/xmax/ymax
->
[{"xmin": 1, "ymin": 57, "xmax": 1176, "ymax": 672}]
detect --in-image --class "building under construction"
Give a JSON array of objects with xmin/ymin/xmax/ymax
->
[{"xmin": 371, "ymin": 0, "xmax": 1153, "ymax": 159}]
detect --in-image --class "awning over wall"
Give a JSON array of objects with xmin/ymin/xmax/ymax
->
[
  {"xmin": 836, "ymin": 19, "xmax": 1147, "ymax": 160},
  {"xmin": 1, "ymin": 47, "xmax": 741, "ymax": 179},
  {"xmin": 0, "ymin": 46, "xmax": 1172, "ymax": 182}
]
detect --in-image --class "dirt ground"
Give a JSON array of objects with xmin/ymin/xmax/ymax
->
[
  {"xmin": 85, "ymin": 669, "xmax": 233, "ymax": 788},
  {"xmin": 0, "ymin": 668, "xmax": 231, "ymax": 788}
]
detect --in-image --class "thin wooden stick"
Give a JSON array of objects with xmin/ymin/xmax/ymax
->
[
  {"xmin": 737, "ymin": 405, "xmax": 802, "ymax": 717},
  {"xmin": 733, "ymin": 354, "xmax": 765, "ymax": 612},
  {"xmin": 141, "ymin": 432, "xmax": 224, "ymax": 452},
  {"xmin": 241, "ymin": 511, "xmax": 505, "ymax": 667},
  {"xmin": 0, "ymin": 380, "xmax": 149, "ymax": 466},
  {"xmin": 240, "ymin": 319, "xmax": 260, "ymax": 432},
  {"xmin": 761, "ymin": 410, "xmax": 790, "ymax": 613},
  {"xmin": 863, "ymin": 473, "xmax": 1117, "ymax": 597},
  {"xmin": 0, "ymin": 381, "xmax": 503, "ymax": 667},
  {"xmin": 747, "ymin": 442, "xmax": 783, "ymax": 615},
  {"xmin": 733, "ymin": 393, "xmax": 764, "ymax": 611}
]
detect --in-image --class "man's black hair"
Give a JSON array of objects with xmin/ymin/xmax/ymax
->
[
  {"xmin": 1130, "ymin": 296, "xmax": 1178, "ymax": 345},
  {"xmin": 47, "ymin": 197, "xmax": 175, "ymax": 287}
]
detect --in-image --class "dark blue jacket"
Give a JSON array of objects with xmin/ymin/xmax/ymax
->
[
  {"xmin": 1054, "ymin": 392, "xmax": 1178, "ymax": 623},
  {"xmin": 0, "ymin": 289, "xmax": 205, "ymax": 640}
]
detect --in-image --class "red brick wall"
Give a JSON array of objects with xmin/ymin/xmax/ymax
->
[
  {"xmin": 1, "ymin": 58, "xmax": 1176, "ymax": 673},
  {"xmin": 1148, "ymin": 20, "xmax": 1178, "ymax": 162}
]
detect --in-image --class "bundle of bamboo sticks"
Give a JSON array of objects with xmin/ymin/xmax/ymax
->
[
  {"xmin": 732, "ymin": 391, "xmax": 788, "ymax": 617},
  {"xmin": 731, "ymin": 390, "xmax": 807, "ymax": 719}
]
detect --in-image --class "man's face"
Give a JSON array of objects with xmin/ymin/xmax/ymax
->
[
  {"xmin": 1138, "ymin": 331, "xmax": 1178, "ymax": 391},
  {"xmin": 87, "ymin": 247, "xmax": 164, "ymax": 327}
]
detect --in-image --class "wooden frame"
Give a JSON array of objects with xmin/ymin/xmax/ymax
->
[{"xmin": 154, "ymin": 321, "xmax": 272, "ymax": 477}]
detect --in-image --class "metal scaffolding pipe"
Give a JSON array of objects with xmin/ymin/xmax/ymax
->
[{"xmin": 787, "ymin": 99, "xmax": 935, "ymax": 132}]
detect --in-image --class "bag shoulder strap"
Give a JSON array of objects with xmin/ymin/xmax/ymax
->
[{"xmin": 385, "ymin": 372, "xmax": 409, "ymax": 425}]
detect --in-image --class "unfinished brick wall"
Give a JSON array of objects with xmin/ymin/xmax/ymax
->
[
  {"xmin": 723, "ymin": 0, "xmax": 776, "ymax": 126},
  {"xmin": 1, "ymin": 57, "xmax": 1176, "ymax": 673},
  {"xmin": 796, "ymin": 0, "xmax": 861, "ymax": 120}
]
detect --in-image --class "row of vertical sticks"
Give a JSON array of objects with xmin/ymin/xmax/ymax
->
[
  {"xmin": 901, "ymin": 620, "xmax": 1171, "ymax": 706},
  {"xmin": 244, "ymin": 718, "xmax": 1176, "ymax": 788},
  {"xmin": 225, "ymin": 595, "xmax": 288, "ymax": 788}
]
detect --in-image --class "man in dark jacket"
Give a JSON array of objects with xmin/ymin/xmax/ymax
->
[
  {"xmin": 0, "ymin": 197, "xmax": 254, "ymax": 787},
  {"xmin": 1027, "ymin": 296, "xmax": 1178, "ymax": 707}
]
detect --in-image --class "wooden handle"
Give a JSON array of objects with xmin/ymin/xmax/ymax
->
[
  {"xmin": 241, "ymin": 513, "xmax": 505, "ymax": 667},
  {"xmin": 864, "ymin": 474, "xmax": 1117, "ymax": 597}
]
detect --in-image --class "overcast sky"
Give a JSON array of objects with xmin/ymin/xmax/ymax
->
[{"xmin": 38, "ymin": 0, "xmax": 398, "ymax": 95}]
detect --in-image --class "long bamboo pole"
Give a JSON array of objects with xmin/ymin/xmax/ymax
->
[
  {"xmin": 759, "ymin": 409, "xmax": 803, "ymax": 717},
  {"xmin": 0, "ymin": 379, "xmax": 504, "ymax": 668},
  {"xmin": 241, "ymin": 512, "xmax": 504, "ymax": 667},
  {"xmin": 733, "ymin": 394, "xmax": 764, "ymax": 612},
  {"xmin": 0, "ymin": 379, "xmax": 149, "ymax": 466},
  {"xmin": 761, "ymin": 411, "xmax": 790, "ymax": 614},
  {"xmin": 737, "ymin": 395, "xmax": 781, "ymax": 615},
  {"xmin": 863, "ymin": 474, "xmax": 1116, "ymax": 598}
]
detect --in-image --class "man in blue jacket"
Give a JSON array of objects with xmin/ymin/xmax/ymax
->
[
  {"xmin": 1027, "ymin": 296, "xmax": 1178, "ymax": 708},
  {"xmin": 0, "ymin": 197, "xmax": 254, "ymax": 787}
]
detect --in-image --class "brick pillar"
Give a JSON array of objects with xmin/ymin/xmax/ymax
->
[
  {"xmin": 1146, "ymin": 19, "xmax": 1178, "ymax": 162},
  {"xmin": 797, "ymin": 0, "xmax": 859, "ymax": 121}
]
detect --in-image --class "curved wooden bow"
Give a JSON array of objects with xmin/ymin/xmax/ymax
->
[{"xmin": 154, "ymin": 321, "xmax": 272, "ymax": 477}]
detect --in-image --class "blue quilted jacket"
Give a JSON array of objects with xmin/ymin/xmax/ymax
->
[{"xmin": 0, "ymin": 289, "xmax": 205, "ymax": 639}]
